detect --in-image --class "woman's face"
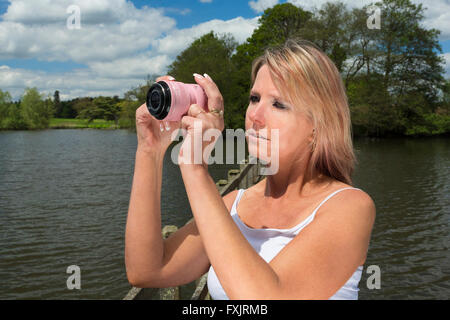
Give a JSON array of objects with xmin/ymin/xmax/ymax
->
[{"xmin": 245, "ymin": 65, "xmax": 314, "ymax": 168}]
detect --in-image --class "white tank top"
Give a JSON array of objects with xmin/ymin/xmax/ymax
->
[{"xmin": 207, "ymin": 187, "xmax": 364, "ymax": 300}]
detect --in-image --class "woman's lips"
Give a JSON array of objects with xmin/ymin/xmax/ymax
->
[{"xmin": 245, "ymin": 132, "xmax": 269, "ymax": 140}]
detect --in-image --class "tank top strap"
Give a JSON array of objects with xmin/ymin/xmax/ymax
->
[
  {"xmin": 230, "ymin": 189, "xmax": 245, "ymax": 215},
  {"xmin": 286, "ymin": 187, "xmax": 362, "ymax": 234},
  {"xmin": 230, "ymin": 187, "xmax": 361, "ymax": 224},
  {"xmin": 309, "ymin": 187, "xmax": 362, "ymax": 220}
]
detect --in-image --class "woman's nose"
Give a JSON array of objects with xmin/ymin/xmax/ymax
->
[{"xmin": 248, "ymin": 102, "xmax": 265, "ymax": 127}]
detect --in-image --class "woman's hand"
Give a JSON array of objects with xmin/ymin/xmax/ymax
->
[
  {"xmin": 178, "ymin": 73, "xmax": 225, "ymax": 168},
  {"xmin": 135, "ymin": 76, "xmax": 181, "ymax": 154}
]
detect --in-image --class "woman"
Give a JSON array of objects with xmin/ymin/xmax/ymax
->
[{"xmin": 125, "ymin": 39, "xmax": 376, "ymax": 300}]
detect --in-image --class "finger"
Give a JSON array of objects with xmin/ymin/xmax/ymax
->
[
  {"xmin": 187, "ymin": 104, "xmax": 207, "ymax": 119},
  {"xmin": 136, "ymin": 103, "xmax": 153, "ymax": 120},
  {"xmin": 193, "ymin": 73, "xmax": 224, "ymax": 112},
  {"xmin": 156, "ymin": 75, "xmax": 176, "ymax": 82},
  {"xmin": 180, "ymin": 115, "xmax": 196, "ymax": 129},
  {"xmin": 180, "ymin": 116, "xmax": 204, "ymax": 135}
]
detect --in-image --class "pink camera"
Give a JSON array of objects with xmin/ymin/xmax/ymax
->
[{"xmin": 146, "ymin": 80, "xmax": 208, "ymax": 121}]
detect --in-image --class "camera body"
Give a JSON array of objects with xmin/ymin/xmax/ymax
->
[{"xmin": 146, "ymin": 80, "xmax": 208, "ymax": 121}]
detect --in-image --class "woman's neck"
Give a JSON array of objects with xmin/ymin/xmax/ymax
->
[{"xmin": 261, "ymin": 159, "xmax": 332, "ymax": 200}]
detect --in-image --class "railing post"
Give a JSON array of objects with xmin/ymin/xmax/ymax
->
[{"xmin": 160, "ymin": 225, "xmax": 180, "ymax": 300}]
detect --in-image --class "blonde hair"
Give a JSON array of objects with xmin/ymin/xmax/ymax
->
[{"xmin": 251, "ymin": 39, "xmax": 355, "ymax": 185}]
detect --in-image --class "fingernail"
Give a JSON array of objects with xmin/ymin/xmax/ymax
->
[
  {"xmin": 165, "ymin": 122, "xmax": 171, "ymax": 131},
  {"xmin": 168, "ymin": 76, "xmax": 175, "ymax": 81},
  {"xmin": 193, "ymin": 73, "xmax": 203, "ymax": 79},
  {"xmin": 204, "ymin": 73, "xmax": 211, "ymax": 80},
  {"xmin": 160, "ymin": 123, "xmax": 164, "ymax": 132}
]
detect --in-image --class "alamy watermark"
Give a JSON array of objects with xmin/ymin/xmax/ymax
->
[
  {"xmin": 366, "ymin": 265, "xmax": 381, "ymax": 289},
  {"xmin": 66, "ymin": 265, "xmax": 81, "ymax": 290},
  {"xmin": 367, "ymin": 5, "xmax": 381, "ymax": 30},
  {"xmin": 67, "ymin": 5, "xmax": 81, "ymax": 30},
  {"xmin": 169, "ymin": 122, "xmax": 281, "ymax": 175}
]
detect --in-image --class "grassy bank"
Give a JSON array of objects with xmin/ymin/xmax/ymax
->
[{"xmin": 49, "ymin": 118, "xmax": 118, "ymax": 129}]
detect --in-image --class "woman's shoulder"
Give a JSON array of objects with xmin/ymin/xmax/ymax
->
[
  {"xmin": 222, "ymin": 189, "xmax": 240, "ymax": 212},
  {"xmin": 321, "ymin": 181, "xmax": 376, "ymax": 222},
  {"xmin": 333, "ymin": 182, "xmax": 374, "ymax": 207}
]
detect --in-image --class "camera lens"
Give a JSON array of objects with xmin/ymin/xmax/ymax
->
[
  {"xmin": 146, "ymin": 81, "xmax": 171, "ymax": 120},
  {"xmin": 150, "ymin": 91, "xmax": 161, "ymax": 108}
]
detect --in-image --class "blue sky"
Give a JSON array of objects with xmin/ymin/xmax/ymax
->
[
  {"xmin": 0, "ymin": 0, "xmax": 449, "ymax": 100},
  {"xmin": 132, "ymin": 0, "xmax": 258, "ymax": 28}
]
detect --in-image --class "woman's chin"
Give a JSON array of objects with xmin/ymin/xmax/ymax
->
[{"xmin": 247, "ymin": 146, "xmax": 272, "ymax": 164}]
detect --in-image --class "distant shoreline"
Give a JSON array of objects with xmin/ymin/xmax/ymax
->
[
  {"xmin": 1, "ymin": 118, "xmax": 449, "ymax": 138},
  {"xmin": 48, "ymin": 118, "xmax": 124, "ymax": 130}
]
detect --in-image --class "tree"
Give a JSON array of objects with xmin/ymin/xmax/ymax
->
[
  {"xmin": 441, "ymin": 79, "xmax": 450, "ymax": 114},
  {"xmin": 0, "ymin": 89, "xmax": 12, "ymax": 121},
  {"xmin": 229, "ymin": 3, "xmax": 313, "ymax": 129},
  {"xmin": 342, "ymin": 6, "xmax": 380, "ymax": 89},
  {"xmin": 302, "ymin": 2, "xmax": 354, "ymax": 72},
  {"xmin": 73, "ymin": 97, "xmax": 95, "ymax": 121},
  {"xmin": 374, "ymin": 0, "xmax": 444, "ymax": 101},
  {"xmin": 73, "ymin": 96, "xmax": 122, "ymax": 125},
  {"xmin": 92, "ymin": 96, "xmax": 121, "ymax": 124},
  {"xmin": 20, "ymin": 88, "xmax": 54, "ymax": 129},
  {"xmin": 362, "ymin": 0, "xmax": 445, "ymax": 134},
  {"xmin": 54, "ymin": 90, "xmax": 62, "ymax": 117}
]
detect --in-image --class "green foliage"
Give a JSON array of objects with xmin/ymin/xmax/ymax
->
[
  {"xmin": 303, "ymin": 2, "xmax": 353, "ymax": 71},
  {"xmin": 1, "ymin": 90, "xmax": 27, "ymax": 129},
  {"xmin": 49, "ymin": 118, "xmax": 116, "ymax": 129},
  {"xmin": 74, "ymin": 96, "xmax": 121, "ymax": 125},
  {"xmin": 404, "ymin": 114, "xmax": 450, "ymax": 136},
  {"xmin": 53, "ymin": 90, "xmax": 62, "ymax": 118},
  {"xmin": 117, "ymin": 100, "xmax": 141, "ymax": 129},
  {"xmin": 1, "ymin": 0, "xmax": 448, "ymax": 137},
  {"xmin": 73, "ymin": 97, "xmax": 95, "ymax": 120},
  {"xmin": 20, "ymin": 88, "xmax": 54, "ymax": 129},
  {"xmin": 0, "ymin": 89, "xmax": 12, "ymax": 122},
  {"xmin": 1, "ymin": 90, "xmax": 23, "ymax": 129}
]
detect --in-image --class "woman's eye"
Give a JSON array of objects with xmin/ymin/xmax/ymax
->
[
  {"xmin": 249, "ymin": 95, "xmax": 259, "ymax": 103},
  {"xmin": 273, "ymin": 101, "xmax": 286, "ymax": 109}
]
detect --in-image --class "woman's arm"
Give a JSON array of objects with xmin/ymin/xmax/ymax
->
[
  {"xmin": 125, "ymin": 150, "xmax": 237, "ymax": 288},
  {"xmin": 180, "ymin": 165, "xmax": 375, "ymax": 299},
  {"xmin": 124, "ymin": 77, "xmax": 212, "ymax": 288},
  {"xmin": 180, "ymin": 166, "xmax": 281, "ymax": 298},
  {"xmin": 125, "ymin": 149, "xmax": 165, "ymax": 286}
]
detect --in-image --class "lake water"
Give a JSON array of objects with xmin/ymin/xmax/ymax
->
[{"xmin": 0, "ymin": 130, "xmax": 448, "ymax": 299}]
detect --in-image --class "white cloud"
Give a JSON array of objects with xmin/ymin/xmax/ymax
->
[
  {"xmin": 287, "ymin": 0, "xmax": 450, "ymax": 41},
  {"xmin": 88, "ymin": 54, "xmax": 172, "ymax": 79},
  {"xmin": 155, "ymin": 17, "xmax": 259, "ymax": 57},
  {"xmin": 0, "ymin": 65, "xmax": 147, "ymax": 100},
  {"xmin": 248, "ymin": 0, "xmax": 279, "ymax": 13},
  {"xmin": 199, "ymin": 0, "xmax": 213, "ymax": 3},
  {"xmin": 0, "ymin": 0, "xmax": 259, "ymax": 100},
  {"xmin": 419, "ymin": 0, "xmax": 450, "ymax": 41},
  {"xmin": 0, "ymin": 0, "xmax": 176, "ymax": 63}
]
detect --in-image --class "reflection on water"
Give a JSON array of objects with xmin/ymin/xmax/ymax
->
[
  {"xmin": 0, "ymin": 131, "xmax": 448, "ymax": 299},
  {"xmin": 353, "ymin": 138, "xmax": 450, "ymax": 299}
]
